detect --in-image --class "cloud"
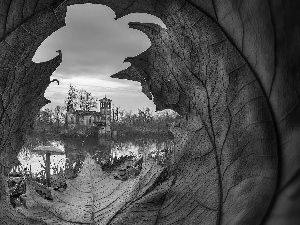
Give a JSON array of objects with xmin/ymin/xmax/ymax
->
[
  {"xmin": 62, "ymin": 77, "xmax": 132, "ymax": 89},
  {"xmin": 33, "ymin": 4, "xmax": 166, "ymax": 77},
  {"xmin": 35, "ymin": 4, "xmax": 165, "ymax": 113},
  {"xmin": 44, "ymin": 75, "xmax": 154, "ymax": 112}
]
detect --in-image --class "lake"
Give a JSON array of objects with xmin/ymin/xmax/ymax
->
[{"xmin": 15, "ymin": 136, "xmax": 174, "ymax": 176}]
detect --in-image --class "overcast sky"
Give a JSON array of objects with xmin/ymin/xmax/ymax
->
[{"xmin": 33, "ymin": 4, "xmax": 166, "ymax": 113}]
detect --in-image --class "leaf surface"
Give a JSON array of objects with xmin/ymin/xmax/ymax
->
[
  {"xmin": 2, "ymin": 0, "xmax": 300, "ymax": 224},
  {"xmin": 110, "ymin": 0, "xmax": 277, "ymax": 224},
  {"xmin": 0, "ymin": 5, "xmax": 64, "ymax": 174},
  {"xmin": 14, "ymin": 154, "xmax": 165, "ymax": 224}
]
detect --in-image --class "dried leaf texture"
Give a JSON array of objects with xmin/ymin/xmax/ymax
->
[
  {"xmin": 0, "ymin": 0, "xmax": 65, "ymax": 41},
  {"xmin": 190, "ymin": 0, "xmax": 275, "ymax": 95},
  {"xmin": 0, "ymin": 175, "xmax": 46, "ymax": 224},
  {"xmin": 0, "ymin": 6, "xmax": 64, "ymax": 175},
  {"xmin": 0, "ymin": 1, "xmax": 64, "ymax": 218},
  {"xmin": 259, "ymin": 1, "xmax": 300, "ymax": 224},
  {"xmin": 111, "ymin": 0, "xmax": 277, "ymax": 224},
  {"xmin": 1, "ymin": 0, "xmax": 300, "ymax": 224},
  {"xmin": 13, "ymin": 154, "xmax": 165, "ymax": 224},
  {"xmin": 21, "ymin": 154, "xmax": 136, "ymax": 224},
  {"xmin": 187, "ymin": 1, "xmax": 300, "ymax": 223},
  {"xmin": 57, "ymin": 0, "xmax": 298, "ymax": 201}
]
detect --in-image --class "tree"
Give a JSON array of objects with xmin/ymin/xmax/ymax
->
[
  {"xmin": 77, "ymin": 88, "xmax": 98, "ymax": 111},
  {"xmin": 64, "ymin": 85, "xmax": 98, "ymax": 111},
  {"xmin": 53, "ymin": 106, "xmax": 66, "ymax": 127},
  {"xmin": 138, "ymin": 107, "xmax": 153, "ymax": 123},
  {"xmin": 40, "ymin": 108, "xmax": 54, "ymax": 126},
  {"xmin": 64, "ymin": 84, "xmax": 78, "ymax": 111}
]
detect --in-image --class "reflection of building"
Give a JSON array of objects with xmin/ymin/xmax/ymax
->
[{"xmin": 66, "ymin": 96, "xmax": 112, "ymax": 132}]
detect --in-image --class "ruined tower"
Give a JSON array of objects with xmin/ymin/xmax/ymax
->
[{"xmin": 98, "ymin": 96, "xmax": 112, "ymax": 135}]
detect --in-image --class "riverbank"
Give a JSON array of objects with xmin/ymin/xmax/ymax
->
[{"xmin": 29, "ymin": 123, "xmax": 174, "ymax": 139}]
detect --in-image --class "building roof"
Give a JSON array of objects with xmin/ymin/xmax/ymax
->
[
  {"xmin": 99, "ymin": 96, "xmax": 112, "ymax": 102},
  {"xmin": 67, "ymin": 109, "xmax": 101, "ymax": 116},
  {"xmin": 74, "ymin": 110, "xmax": 101, "ymax": 116}
]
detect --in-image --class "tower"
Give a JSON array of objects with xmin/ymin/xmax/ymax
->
[{"xmin": 98, "ymin": 96, "xmax": 112, "ymax": 135}]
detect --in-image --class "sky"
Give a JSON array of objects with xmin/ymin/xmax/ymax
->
[{"xmin": 33, "ymin": 4, "xmax": 166, "ymax": 113}]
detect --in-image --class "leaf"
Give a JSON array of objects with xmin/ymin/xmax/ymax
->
[
  {"xmin": 0, "ymin": 0, "xmax": 299, "ymax": 224},
  {"xmin": 0, "ymin": 0, "xmax": 65, "ymax": 40},
  {"xmin": 0, "ymin": 2, "xmax": 65, "ymax": 218},
  {"xmin": 186, "ymin": 0, "xmax": 275, "ymax": 95},
  {"xmin": 0, "ymin": 1, "xmax": 65, "ymax": 174},
  {"xmin": 15, "ymin": 154, "xmax": 165, "ymax": 224},
  {"xmin": 186, "ymin": 1, "xmax": 300, "ymax": 224},
  {"xmin": 184, "ymin": 1, "xmax": 300, "ymax": 223},
  {"xmin": 0, "ymin": 174, "xmax": 45, "ymax": 224},
  {"xmin": 111, "ymin": 0, "xmax": 277, "ymax": 224}
]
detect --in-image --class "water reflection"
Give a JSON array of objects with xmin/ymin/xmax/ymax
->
[
  {"xmin": 8, "ymin": 136, "xmax": 173, "ymax": 207},
  {"xmin": 16, "ymin": 136, "xmax": 174, "ymax": 176}
]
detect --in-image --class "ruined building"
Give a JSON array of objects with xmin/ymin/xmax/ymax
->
[{"xmin": 66, "ymin": 96, "xmax": 112, "ymax": 135}]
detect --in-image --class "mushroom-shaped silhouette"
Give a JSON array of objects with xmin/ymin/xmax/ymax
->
[{"xmin": 32, "ymin": 145, "xmax": 65, "ymax": 186}]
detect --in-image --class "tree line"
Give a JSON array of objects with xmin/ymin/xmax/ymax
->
[{"xmin": 30, "ymin": 85, "xmax": 180, "ymax": 137}]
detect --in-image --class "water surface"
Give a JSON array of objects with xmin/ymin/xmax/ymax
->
[{"xmin": 16, "ymin": 136, "xmax": 174, "ymax": 175}]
